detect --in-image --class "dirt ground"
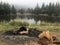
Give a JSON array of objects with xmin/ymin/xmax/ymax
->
[
  {"xmin": 0, "ymin": 35, "xmax": 39, "ymax": 45},
  {"xmin": 0, "ymin": 31, "xmax": 60, "ymax": 45}
]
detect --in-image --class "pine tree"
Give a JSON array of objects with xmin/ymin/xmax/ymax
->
[
  {"xmin": 34, "ymin": 3, "xmax": 40, "ymax": 15},
  {"xmin": 11, "ymin": 5, "xmax": 16, "ymax": 14}
]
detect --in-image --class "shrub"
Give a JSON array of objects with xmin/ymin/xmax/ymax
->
[
  {"xmin": 9, "ymin": 20, "xmax": 29, "ymax": 26},
  {"xmin": 22, "ymin": 22, "xmax": 29, "ymax": 26}
]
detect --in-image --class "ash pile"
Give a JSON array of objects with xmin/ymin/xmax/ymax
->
[
  {"xmin": 1, "ymin": 26, "xmax": 43, "ymax": 38},
  {"xmin": 0, "ymin": 26, "xmax": 40, "ymax": 45}
]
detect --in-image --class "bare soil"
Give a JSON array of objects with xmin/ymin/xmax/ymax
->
[
  {"xmin": 0, "ymin": 31, "xmax": 60, "ymax": 45},
  {"xmin": 0, "ymin": 35, "xmax": 39, "ymax": 45}
]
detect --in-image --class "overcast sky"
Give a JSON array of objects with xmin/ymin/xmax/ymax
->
[{"xmin": 0, "ymin": 0, "xmax": 60, "ymax": 8}]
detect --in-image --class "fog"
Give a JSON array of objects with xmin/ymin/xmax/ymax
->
[{"xmin": 0, "ymin": 0, "xmax": 60, "ymax": 8}]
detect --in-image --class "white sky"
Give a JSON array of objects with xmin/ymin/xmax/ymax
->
[{"xmin": 0, "ymin": 0, "xmax": 60, "ymax": 8}]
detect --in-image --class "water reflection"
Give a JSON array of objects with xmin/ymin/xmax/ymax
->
[
  {"xmin": 21, "ymin": 18, "xmax": 35, "ymax": 24},
  {"xmin": 16, "ymin": 15, "xmax": 41, "ymax": 24}
]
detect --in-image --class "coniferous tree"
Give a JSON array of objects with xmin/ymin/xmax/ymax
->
[
  {"xmin": 11, "ymin": 5, "xmax": 17, "ymax": 19},
  {"xmin": 11, "ymin": 5, "xmax": 16, "ymax": 14},
  {"xmin": 41, "ymin": 3, "xmax": 46, "ymax": 14},
  {"xmin": 18, "ymin": 8, "xmax": 25, "ymax": 14},
  {"xmin": 34, "ymin": 3, "xmax": 40, "ymax": 15}
]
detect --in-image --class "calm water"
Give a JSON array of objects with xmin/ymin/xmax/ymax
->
[
  {"xmin": 21, "ymin": 18, "xmax": 36, "ymax": 24},
  {"xmin": 16, "ymin": 15, "xmax": 40, "ymax": 24}
]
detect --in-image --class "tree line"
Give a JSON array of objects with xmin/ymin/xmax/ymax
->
[
  {"xmin": 0, "ymin": 2, "xmax": 16, "ymax": 21},
  {"xmin": 18, "ymin": 3, "xmax": 60, "ymax": 22},
  {"xmin": 0, "ymin": 2, "xmax": 60, "ymax": 22},
  {"xmin": 19, "ymin": 3, "xmax": 60, "ymax": 17}
]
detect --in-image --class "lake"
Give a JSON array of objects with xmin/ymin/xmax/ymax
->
[{"xmin": 16, "ymin": 15, "xmax": 41, "ymax": 24}]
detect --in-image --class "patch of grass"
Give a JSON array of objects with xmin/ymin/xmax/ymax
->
[
  {"xmin": 0, "ymin": 20, "xmax": 60, "ymax": 32},
  {"xmin": 9, "ymin": 20, "xmax": 29, "ymax": 26},
  {"xmin": 29, "ymin": 22, "xmax": 60, "ymax": 32}
]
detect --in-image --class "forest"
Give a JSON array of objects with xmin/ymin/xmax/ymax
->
[{"xmin": 0, "ymin": 2, "xmax": 60, "ymax": 22}]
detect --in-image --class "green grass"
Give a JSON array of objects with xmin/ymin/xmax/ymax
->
[{"xmin": 0, "ymin": 20, "xmax": 60, "ymax": 32}]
